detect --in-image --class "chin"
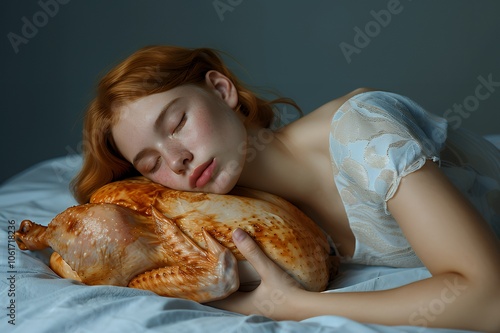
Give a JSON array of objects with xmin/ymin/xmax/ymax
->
[
  {"xmin": 207, "ymin": 183, "xmax": 233, "ymax": 195},
  {"xmin": 209, "ymin": 173, "xmax": 239, "ymax": 195}
]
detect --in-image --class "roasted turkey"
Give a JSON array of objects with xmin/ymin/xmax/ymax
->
[{"xmin": 15, "ymin": 177, "xmax": 333, "ymax": 302}]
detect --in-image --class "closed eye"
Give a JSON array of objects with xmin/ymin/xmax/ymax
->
[
  {"xmin": 174, "ymin": 113, "xmax": 186, "ymax": 133},
  {"xmin": 148, "ymin": 156, "xmax": 161, "ymax": 174}
]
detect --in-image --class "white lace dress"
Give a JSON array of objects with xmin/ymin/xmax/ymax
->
[{"xmin": 329, "ymin": 91, "xmax": 500, "ymax": 267}]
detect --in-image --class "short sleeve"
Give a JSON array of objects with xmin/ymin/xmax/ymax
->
[{"xmin": 329, "ymin": 91, "xmax": 448, "ymax": 214}]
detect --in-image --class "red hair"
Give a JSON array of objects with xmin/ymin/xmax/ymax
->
[{"xmin": 71, "ymin": 45, "xmax": 300, "ymax": 203}]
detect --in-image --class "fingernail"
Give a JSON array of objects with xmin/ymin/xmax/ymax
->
[{"xmin": 232, "ymin": 228, "xmax": 246, "ymax": 242}]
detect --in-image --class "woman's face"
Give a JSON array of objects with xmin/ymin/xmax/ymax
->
[{"xmin": 112, "ymin": 71, "xmax": 248, "ymax": 193}]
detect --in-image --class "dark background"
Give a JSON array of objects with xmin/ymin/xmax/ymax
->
[{"xmin": 1, "ymin": 0, "xmax": 499, "ymax": 184}]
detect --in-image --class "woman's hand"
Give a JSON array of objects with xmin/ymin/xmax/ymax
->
[{"xmin": 208, "ymin": 228, "xmax": 305, "ymax": 320}]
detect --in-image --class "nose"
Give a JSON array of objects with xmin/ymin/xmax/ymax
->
[{"xmin": 165, "ymin": 149, "xmax": 192, "ymax": 175}]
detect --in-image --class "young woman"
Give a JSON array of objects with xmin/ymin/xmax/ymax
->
[{"xmin": 72, "ymin": 45, "xmax": 500, "ymax": 332}]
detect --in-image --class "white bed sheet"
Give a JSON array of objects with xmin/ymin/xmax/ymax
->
[{"xmin": 2, "ymin": 136, "xmax": 498, "ymax": 333}]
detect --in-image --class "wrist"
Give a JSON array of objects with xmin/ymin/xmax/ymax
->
[{"xmin": 271, "ymin": 287, "xmax": 309, "ymax": 321}]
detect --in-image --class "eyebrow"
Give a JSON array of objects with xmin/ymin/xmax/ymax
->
[{"xmin": 132, "ymin": 97, "xmax": 182, "ymax": 168}]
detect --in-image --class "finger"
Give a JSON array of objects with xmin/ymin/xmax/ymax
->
[{"xmin": 232, "ymin": 228, "xmax": 282, "ymax": 279}]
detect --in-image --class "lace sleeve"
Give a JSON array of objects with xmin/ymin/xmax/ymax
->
[{"xmin": 329, "ymin": 91, "xmax": 448, "ymax": 214}]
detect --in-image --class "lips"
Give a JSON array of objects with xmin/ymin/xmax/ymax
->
[{"xmin": 189, "ymin": 159, "xmax": 216, "ymax": 189}]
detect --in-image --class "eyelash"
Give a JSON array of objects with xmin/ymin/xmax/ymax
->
[
  {"xmin": 174, "ymin": 113, "xmax": 186, "ymax": 133},
  {"xmin": 149, "ymin": 156, "xmax": 161, "ymax": 174}
]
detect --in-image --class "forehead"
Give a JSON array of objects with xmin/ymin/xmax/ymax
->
[
  {"xmin": 113, "ymin": 83, "xmax": 211, "ymax": 124},
  {"xmin": 114, "ymin": 86, "xmax": 182, "ymax": 122}
]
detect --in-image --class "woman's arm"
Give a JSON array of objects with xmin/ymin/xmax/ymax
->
[{"xmin": 210, "ymin": 161, "xmax": 500, "ymax": 332}]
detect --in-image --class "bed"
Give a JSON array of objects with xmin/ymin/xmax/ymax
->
[{"xmin": 2, "ymin": 135, "xmax": 499, "ymax": 333}]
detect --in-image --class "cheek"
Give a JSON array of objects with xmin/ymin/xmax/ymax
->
[
  {"xmin": 151, "ymin": 172, "xmax": 182, "ymax": 190},
  {"xmin": 214, "ymin": 111, "xmax": 247, "ymax": 146},
  {"xmin": 227, "ymin": 121, "xmax": 248, "ymax": 154},
  {"xmin": 191, "ymin": 121, "xmax": 213, "ymax": 142},
  {"xmin": 185, "ymin": 105, "xmax": 247, "ymax": 158},
  {"xmin": 185, "ymin": 116, "xmax": 225, "ymax": 152}
]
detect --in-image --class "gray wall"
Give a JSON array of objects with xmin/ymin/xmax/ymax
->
[{"xmin": 2, "ymin": 0, "xmax": 500, "ymax": 184}]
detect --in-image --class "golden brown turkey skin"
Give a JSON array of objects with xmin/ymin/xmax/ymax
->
[{"xmin": 15, "ymin": 177, "xmax": 332, "ymax": 302}]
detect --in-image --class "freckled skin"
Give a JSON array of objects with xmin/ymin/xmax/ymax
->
[{"xmin": 15, "ymin": 177, "xmax": 332, "ymax": 302}]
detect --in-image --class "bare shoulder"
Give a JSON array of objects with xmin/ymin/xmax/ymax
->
[
  {"xmin": 306, "ymin": 87, "xmax": 377, "ymax": 121},
  {"xmin": 345, "ymin": 87, "xmax": 377, "ymax": 98},
  {"xmin": 279, "ymin": 87, "xmax": 378, "ymax": 156},
  {"xmin": 282, "ymin": 87, "xmax": 377, "ymax": 133},
  {"xmin": 331, "ymin": 87, "xmax": 376, "ymax": 110}
]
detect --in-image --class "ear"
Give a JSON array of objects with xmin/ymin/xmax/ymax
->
[{"xmin": 204, "ymin": 70, "xmax": 239, "ymax": 109}]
